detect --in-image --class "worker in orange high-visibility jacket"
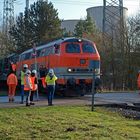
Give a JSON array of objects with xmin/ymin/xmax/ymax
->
[
  {"xmin": 7, "ymin": 71, "xmax": 18, "ymax": 102},
  {"xmin": 24, "ymin": 70, "xmax": 33, "ymax": 106},
  {"xmin": 30, "ymin": 70, "xmax": 38, "ymax": 105},
  {"xmin": 137, "ymin": 71, "xmax": 140, "ymax": 93}
]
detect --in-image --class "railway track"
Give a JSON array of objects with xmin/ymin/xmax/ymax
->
[
  {"xmin": 0, "ymin": 92, "xmax": 140, "ymax": 111},
  {"xmin": 94, "ymin": 103, "xmax": 140, "ymax": 112},
  {"xmin": 97, "ymin": 103, "xmax": 140, "ymax": 120}
]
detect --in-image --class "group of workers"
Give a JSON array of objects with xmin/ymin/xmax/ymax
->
[
  {"xmin": 6, "ymin": 61, "xmax": 140, "ymax": 104},
  {"xmin": 7, "ymin": 63, "xmax": 58, "ymax": 106}
]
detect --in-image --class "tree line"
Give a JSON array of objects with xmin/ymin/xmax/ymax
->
[{"xmin": 0, "ymin": 0, "xmax": 139, "ymax": 90}]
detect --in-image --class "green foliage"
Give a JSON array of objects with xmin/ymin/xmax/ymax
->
[
  {"xmin": 10, "ymin": 0, "xmax": 62, "ymax": 53},
  {"xmin": 74, "ymin": 15, "xmax": 97, "ymax": 37},
  {"xmin": 0, "ymin": 32, "xmax": 14, "ymax": 58},
  {"xmin": 0, "ymin": 106, "xmax": 140, "ymax": 140},
  {"xmin": 98, "ymin": 13, "xmax": 140, "ymax": 90},
  {"xmin": 10, "ymin": 13, "xmax": 29, "ymax": 53},
  {"xmin": 74, "ymin": 20, "xmax": 85, "ymax": 37},
  {"xmin": 126, "ymin": 13, "xmax": 140, "ymax": 88},
  {"xmin": 62, "ymin": 28, "xmax": 74, "ymax": 37}
]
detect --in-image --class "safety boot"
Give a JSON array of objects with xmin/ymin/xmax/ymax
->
[
  {"xmin": 11, "ymin": 98, "xmax": 14, "ymax": 102},
  {"xmin": 9, "ymin": 98, "xmax": 11, "ymax": 102}
]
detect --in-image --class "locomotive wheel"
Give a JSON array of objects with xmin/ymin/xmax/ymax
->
[
  {"xmin": 75, "ymin": 86, "xmax": 87, "ymax": 96},
  {"xmin": 63, "ymin": 89, "xmax": 78, "ymax": 97},
  {"xmin": 61, "ymin": 87, "xmax": 86, "ymax": 97}
]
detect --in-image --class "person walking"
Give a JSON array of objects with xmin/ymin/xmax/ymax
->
[
  {"xmin": 45, "ymin": 69, "xmax": 57, "ymax": 106},
  {"xmin": 24, "ymin": 70, "xmax": 32, "ymax": 106},
  {"xmin": 30, "ymin": 70, "xmax": 38, "ymax": 105},
  {"xmin": 20, "ymin": 64, "xmax": 28, "ymax": 104},
  {"xmin": 7, "ymin": 71, "xmax": 18, "ymax": 102}
]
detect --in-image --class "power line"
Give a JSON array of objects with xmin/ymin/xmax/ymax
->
[
  {"xmin": 3, "ymin": 0, "xmax": 15, "ymax": 36},
  {"xmin": 49, "ymin": 0, "xmax": 102, "ymax": 6}
]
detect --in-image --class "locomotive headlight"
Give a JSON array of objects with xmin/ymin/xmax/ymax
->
[
  {"xmin": 78, "ymin": 39, "xmax": 82, "ymax": 42},
  {"xmin": 95, "ymin": 68, "xmax": 100, "ymax": 75},
  {"xmin": 68, "ymin": 68, "xmax": 72, "ymax": 72}
]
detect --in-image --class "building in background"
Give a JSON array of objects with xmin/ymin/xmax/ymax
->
[
  {"xmin": 86, "ymin": 6, "xmax": 128, "ymax": 32},
  {"xmin": 61, "ymin": 6, "xmax": 128, "ymax": 34},
  {"xmin": 61, "ymin": 20, "xmax": 80, "ymax": 33}
]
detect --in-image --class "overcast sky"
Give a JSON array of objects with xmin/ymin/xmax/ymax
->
[{"xmin": 0, "ymin": 0, "xmax": 139, "ymax": 20}]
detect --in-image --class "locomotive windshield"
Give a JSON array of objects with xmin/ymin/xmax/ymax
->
[
  {"xmin": 66, "ymin": 43, "xmax": 80, "ymax": 53},
  {"xmin": 82, "ymin": 43, "xmax": 96, "ymax": 53}
]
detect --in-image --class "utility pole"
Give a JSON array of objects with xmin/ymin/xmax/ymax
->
[
  {"xmin": 32, "ymin": 43, "xmax": 39, "ymax": 101},
  {"xmin": 26, "ymin": 0, "xmax": 29, "ymax": 10},
  {"xmin": 103, "ymin": 0, "xmax": 126, "ymax": 90},
  {"xmin": 3, "ymin": 0, "xmax": 15, "ymax": 37}
]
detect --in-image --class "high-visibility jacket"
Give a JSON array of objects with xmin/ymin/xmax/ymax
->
[
  {"xmin": 24, "ymin": 76, "xmax": 33, "ymax": 91},
  {"xmin": 31, "ymin": 76, "xmax": 37, "ymax": 91},
  {"xmin": 41, "ymin": 77, "xmax": 46, "ymax": 88},
  {"xmin": 21, "ymin": 71, "xmax": 25, "ymax": 85},
  {"xmin": 7, "ymin": 73, "xmax": 18, "ymax": 85},
  {"xmin": 137, "ymin": 74, "xmax": 140, "ymax": 89},
  {"xmin": 45, "ymin": 74, "xmax": 57, "ymax": 85}
]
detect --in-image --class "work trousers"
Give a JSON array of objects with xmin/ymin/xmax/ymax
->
[
  {"xmin": 8, "ymin": 84, "xmax": 16, "ymax": 98},
  {"xmin": 30, "ymin": 90, "xmax": 36, "ymax": 102},
  {"xmin": 20, "ymin": 85, "xmax": 24, "ymax": 95},
  {"xmin": 47, "ymin": 85, "xmax": 55, "ymax": 105},
  {"xmin": 20, "ymin": 85, "xmax": 24, "ymax": 103},
  {"xmin": 24, "ymin": 90, "xmax": 31, "ymax": 105}
]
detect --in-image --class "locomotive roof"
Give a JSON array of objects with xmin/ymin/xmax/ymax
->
[{"xmin": 20, "ymin": 37, "xmax": 92, "ymax": 55}]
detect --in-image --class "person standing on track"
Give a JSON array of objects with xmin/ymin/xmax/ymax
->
[
  {"xmin": 20, "ymin": 64, "xmax": 29, "ymax": 104},
  {"xmin": 7, "ymin": 71, "xmax": 18, "ymax": 102},
  {"xmin": 30, "ymin": 70, "xmax": 38, "ymax": 105},
  {"xmin": 24, "ymin": 70, "xmax": 33, "ymax": 106},
  {"xmin": 45, "ymin": 69, "xmax": 57, "ymax": 106}
]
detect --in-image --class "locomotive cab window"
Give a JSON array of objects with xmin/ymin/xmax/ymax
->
[
  {"xmin": 40, "ymin": 48, "xmax": 46, "ymax": 57},
  {"xmin": 25, "ymin": 53, "xmax": 31, "ymax": 60},
  {"xmin": 54, "ymin": 44, "xmax": 60, "ymax": 54},
  {"xmin": 82, "ymin": 43, "xmax": 96, "ymax": 53},
  {"xmin": 66, "ymin": 43, "xmax": 80, "ymax": 53},
  {"xmin": 20, "ymin": 53, "xmax": 30, "ymax": 61},
  {"xmin": 20, "ymin": 54, "xmax": 25, "ymax": 61},
  {"xmin": 46, "ymin": 47, "xmax": 53, "ymax": 55},
  {"xmin": 36, "ymin": 50, "xmax": 41, "ymax": 57}
]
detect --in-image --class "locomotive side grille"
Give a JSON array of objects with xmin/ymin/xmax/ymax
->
[
  {"xmin": 76, "ymin": 68, "xmax": 92, "ymax": 72},
  {"xmin": 67, "ymin": 68, "xmax": 93, "ymax": 73}
]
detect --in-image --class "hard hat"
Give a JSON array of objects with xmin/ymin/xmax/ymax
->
[
  {"xmin": 32, "ymin": 70, "xmax": 37, "ymax": 74},
  {"xmin": 49, "ymin": 69, "xmax": 54, "ymax": 74},
  {"xmin": 25, "ymin": 70, "xmax": 31, "ymax": 75},
  {"xmin": 23, "ymin": 64, "xmax": 28, "ymax": 68}
]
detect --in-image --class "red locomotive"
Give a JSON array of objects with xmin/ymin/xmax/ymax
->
[{"xmin": 16, "ymin": 37, "xmax": 100, "ymax": 95}]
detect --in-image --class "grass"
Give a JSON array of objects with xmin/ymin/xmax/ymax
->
[{"xmin": 0, "ymin": 106, "xmax": 140, "ymax": 140}]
